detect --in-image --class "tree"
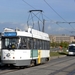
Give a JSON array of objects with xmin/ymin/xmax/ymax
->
[{"xmin": 50, "ymin": 41, "xmax": 69, "ymax": 48}]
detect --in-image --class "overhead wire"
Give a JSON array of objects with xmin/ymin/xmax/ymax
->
[
  {"xmin": 22, "ymin": 0, "xmax": 44, "ymax": 24},
  {"xmin": 22, "ymin": 0, "xmax": 73, "ymax": 33},
  {"xmin": 44, "ymin": 0, "xmax": 75, "ymax": 30},
  {"xmin": 22, "ymin": 0, "xmax": 48, "ymax": 31},
  {"xmin": 22, "ymin": 0, "xmax": 35, "ymax": 9},
  {"xmin": 22, "ymin": 0, "xmax": 52, "ymax": 22},
  {"xmin": 45, "ymin": 20, "xmax": 70, "ymax": 32}
]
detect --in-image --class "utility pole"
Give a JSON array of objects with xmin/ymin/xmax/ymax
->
[{"xmin": 42, "ymin": 19, "xmax": 45, "ymax": 32}]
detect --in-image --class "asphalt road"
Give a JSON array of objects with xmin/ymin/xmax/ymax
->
[{"xmin": 0, "ymin": 56, "xmax": 75, "ymax": 75}]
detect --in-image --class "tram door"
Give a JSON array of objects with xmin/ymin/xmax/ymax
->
[{"xmin": 38, "ymin": 50, "xmax": 41, "ymax": 64}]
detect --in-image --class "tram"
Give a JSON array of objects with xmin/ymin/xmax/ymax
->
[
  {"xmin": 67, "ymin": 43, "xmax": 75, "ymax": 55},
  {"xmin": 1, "ymin": 27, "xmax": 50, "ymax": 66}
]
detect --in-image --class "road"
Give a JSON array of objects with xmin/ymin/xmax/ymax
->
[{"xmin": 0, "ymin": 56, "xmax": 75, "ymax": 75}]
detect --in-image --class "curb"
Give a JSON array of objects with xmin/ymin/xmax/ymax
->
[{"xmin": 50, "ymin": 55, "xmax": 66, "ymax": 60}]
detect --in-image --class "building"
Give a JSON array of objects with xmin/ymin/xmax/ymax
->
[
  {"xmin": 70, "ymin": 36, "xmax": 75, "ymax": 43},
  {"xmin": 49, "ymin": 34, "xmax": 72, "ymax": 43}
]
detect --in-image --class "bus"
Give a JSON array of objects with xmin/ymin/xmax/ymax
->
[
  {"xmin": 67, "ymin": 43, "xmax": 75, "ymax": 55},
  {"xmin": 1, "ymin": 27, "xmax": 50, "ymax": 67}
]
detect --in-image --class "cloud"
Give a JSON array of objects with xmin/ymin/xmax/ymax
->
[
  {"xmin": 56, "ymin": 27, "xmax": 65, "ymax": 31},
  {"xmin": 0, "ymin": 22, "xmax": 73, "ymax": 35},
  {"xmin": 0, "ymin": 22, "xmax": 27, "ymax": 32},
  {"xmin": 47, "ymin": 26, "xmax": 51, "ymax": 30}
]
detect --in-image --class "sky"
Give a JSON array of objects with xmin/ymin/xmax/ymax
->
[{"xmin": 0, "ymin": 0, "xmax": 75, "ymax": 35}]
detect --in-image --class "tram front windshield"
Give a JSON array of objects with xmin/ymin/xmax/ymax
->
[
  {"xmin": 69, "ymin": 46, "xmax": 75, "ymax": 52},
  {"xmin": 2, "ymin": 37, "xmax": 19, "ymax": 49}
]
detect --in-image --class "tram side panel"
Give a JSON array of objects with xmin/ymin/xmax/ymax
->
[
  {"xmin": 1, "ymin": 50, "xmax": 16, "ymax": 64},
  {"xmin": 14, "ymin": 50, "xmax": 31, "ymax": 66},
  {"xmin": 1, "ymin": 49, "xmax": 31, "ymax": 66},
  {"xmin": 41, "ymin": 50, "xmax": 50, "ymax": 62}
]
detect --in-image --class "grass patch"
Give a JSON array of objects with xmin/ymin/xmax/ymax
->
[
  {"xmin": 50, "ymin": 48, "xmax": 68, "ymax": 57},
  {"xmin": 50, "ymin": 52, "xmax": 60, "ymax": 57},
  {"xmin": 50, "ymin": 52, "xmax": 67, "ymax": 57}
]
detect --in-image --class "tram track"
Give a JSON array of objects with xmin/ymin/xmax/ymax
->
[
  {"xmin": 20, "ymin": 56, "xmax": 75, "ymax": 75},
  {"xmin": 49, "ymin": 56, "xmax": 75, "ymax": 66},
  {"xmin": 0, "ymin": 64, "xmax": 37, "ymax": 75},
  {"xmin": 0, "ymin": 66, "xmax": 20, "ymax": 75},
  {"xmin": 0, "ymin": 69, "xmax": 18, "ymax": 75},
  {"xmin": 48, "ymin": 62, "xmax": 75, "ymax": 75},
  {"xmin": 33, "ymin": 56, "xmax": 75, "ymax": 75},
  {"xmin": 0, "ymin": 56, "xmax": 75, "ymax": 75},
  {"xmin": 67, "ymin": 69, "xmax": 75, "ymax": 75},
  {"xmin": 39, "ymin": 56, "xmax": 75, "ymax": 68},
  {"xmin": 45, "ymin": 56, "xmax": 75, "ymax": 75}
]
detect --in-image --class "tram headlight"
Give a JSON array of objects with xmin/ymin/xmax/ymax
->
[
  {"xmin": 6, "ymin": 53, "xmax": 10, "ymax": 57},
  {"xmin": 4, "ymin": 57, "xmax": 5, "ymax": 59},
  {"xmin": 13, "ymin": 57, "xmax": 15, "ymax": 59}
]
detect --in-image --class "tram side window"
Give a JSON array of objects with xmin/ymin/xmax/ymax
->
[
  {"xmin": 46, "ymin": 41, "xmax": 49, "ymax": 50},
  {"xmin": 27, "ymin": 38, "xmax": 31, "ymax": 49},
  {"xmin": 42, "ymin": 41, "xmax": 44, "ymax": 50},
  {"xmin": 46, "ymin": 41, "xmax": 48, "ymax": 50},
  {"xmin": 30, "ymin": 38, "xmax": 33, "ymax": 49},
  {"xmin": 44, "ymin": 41, "xmax": 46, "ymax": 49},
  {"xmin": 41, "ymin": 40, "xmax": 43, "ymax": 50},
  {"xmin": 39, "ymin": 40, "xmax": 42, "ymax": 49},
  {"xmin": 48, "ymin": 41, "xmax": 50, "ymax": 50},
  {"xmin": 33, "ymin": 39, "xmax": 37, "ymax": 49},
  {"xmin": 44, "ymin": 41, "xmax": 46, "ymax": 50},
  {"xmin": 37, "ymin": 39, "xmax": 40, "ymax": 49},
  {"xmin": 2, "ymin": 38, "xmax": 5, "ymax": 49},
  {"xmin": 20, "ymin": 37, "xmax": 27, "ymax": 49},
  {"xmin": 46, "ymin": 41, "xmax": 47, "ymax": 50}
]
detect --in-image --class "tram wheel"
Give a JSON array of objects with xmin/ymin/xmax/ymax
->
[
  {"xmin": 17, "ymin": 66, "xmax": 25, "ymax": 69},
  {"xmin": 45, "ymin": 58, "xmax": 49, "ymax": 63},
  {"xmin": 30, "ymin": 60, "xmax": 36, "ymax": 67}
]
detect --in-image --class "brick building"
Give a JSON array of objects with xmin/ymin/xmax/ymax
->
[{"xmin": 49, "ymin": 34, "xmax": 75, "ymax": 43}]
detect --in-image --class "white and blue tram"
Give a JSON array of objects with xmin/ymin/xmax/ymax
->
[
  {"xmin": 1, "ymin": 27, "xmax": 50, "ymax": 66},
  {"xmin": 67, "ymin": 43, "xmax": 75, "ymax": 55}
]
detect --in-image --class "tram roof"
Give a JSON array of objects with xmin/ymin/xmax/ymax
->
[
  {"xmin": 3, "ymin": 27, "xmax": 50, "ymax": 41},
  {"xmin": 69, "ymin": 43, "xmax": 75, "ymax": 46}
]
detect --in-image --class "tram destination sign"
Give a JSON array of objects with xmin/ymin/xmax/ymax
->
[{"xmin": 4, "ymin": 32, "xmax": 17, "ymax": 36}]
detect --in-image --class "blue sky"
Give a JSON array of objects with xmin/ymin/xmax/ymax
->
[{"xmin": 0, "ymin": 0, "xmax": 75, "ymax": 35}]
